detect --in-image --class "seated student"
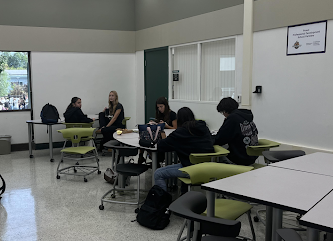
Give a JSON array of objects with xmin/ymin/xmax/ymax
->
[
  {"xmin": 98, "ymin": 90, "xmax": 125, "ymax": 147},
  {"xmin": 139, "ymin": 97, "xmax": 177, "ymax": 164},
  {"xmin": 64, "ymin": 97, "xmax": 95, "ymax": 123},
  {"xmin": 154, "ymin": 107, "xmax": 214, "ymax": 192},
  {"xmin": 214, "ymin": 97, "xmax": 258, "ymax": 166}
]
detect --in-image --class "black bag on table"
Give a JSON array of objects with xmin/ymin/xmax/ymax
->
[
  {"xmin": 136, "ymin": 185, "xmax": 172, "ymax": 230},
  {"xmin": 0, "ymin": 174, "xmax": 6, "ymax": 200},
  {"xmin": 40, "ymin": 103, "xmax": 60, "ymax": 124}
]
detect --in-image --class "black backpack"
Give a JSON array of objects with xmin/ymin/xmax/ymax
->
[
  {"xmin": 136, "ymin": 185, "xmax": 172, "ymax": 230},
  {"xmin": 0, "ymin": 174, "xmax": 6, "ymax": 200},
  {"xmin": 40, "ymin": 103, "xmax": 60, "ymax": 124}
]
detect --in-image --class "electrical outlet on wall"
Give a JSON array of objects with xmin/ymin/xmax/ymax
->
[{"xmin": 237, "ymin": 95, "xmax": 242, "ymax": 103}]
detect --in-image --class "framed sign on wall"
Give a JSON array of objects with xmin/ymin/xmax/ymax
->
[{"xmin": 287, "ymin": 20, "xmax": 327, "ymax": 56}]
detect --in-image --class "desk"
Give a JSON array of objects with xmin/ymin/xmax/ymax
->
[
  {"xmin": 270, "ymin": 152, "xmax": 333, "ymax": 177},
  {"xmin": 202, "ymin": 166, "xmax": 333, "ymax": 241},
  {"xmin": 300, "ymin": 190, "xmax": 333, "ymax": 239},
  {"xmin": 113, "ymin": 129, "xmax": 174, "ymax": 185},
  {"xmin": 26, "ymin": 115, "xmax": 98, "ymax": 162}
]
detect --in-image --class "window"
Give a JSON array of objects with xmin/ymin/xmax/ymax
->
[
  {"xmin": 170, "ymin": 37, "xmax": 237, "ymax": 102},
  {"xmin": 0, "ymin": 51, "xmax": 31, "ymax": 111}
]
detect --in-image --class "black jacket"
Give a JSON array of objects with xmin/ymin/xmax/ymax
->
[
  {"xmin": 64, "ymin": 107, "xmax": 93, "ymax": 123},
  {"xmin": 157, "ymin": 120, "xmax": 214, "ymax": 167},
  {"xmin": 214, "ymin": 109, "xmax": 258, "ymax": 165}
]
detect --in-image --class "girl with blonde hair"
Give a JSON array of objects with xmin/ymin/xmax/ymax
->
[{"xmin": 98, "ymin": 91, "xmax": 125, "ymax": 148}]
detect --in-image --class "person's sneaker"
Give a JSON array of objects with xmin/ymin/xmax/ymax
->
[{"xmin": 138, "ymin": 155, "xmax": 146, "ymax": 165}]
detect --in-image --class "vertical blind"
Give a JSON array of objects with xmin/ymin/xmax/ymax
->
[
  {"xmin": 201, "ymin": 38, "xmax": 236, "ymax": 101},
  {"xmin": 173, "ymin": 44, "xmax": 198, "ymax": 100},
  {"xmin": 172, "ymin": 38, "xmax": 236, "ymax": 102}
]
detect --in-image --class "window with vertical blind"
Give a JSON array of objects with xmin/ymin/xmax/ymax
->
[{"xmin": 170, "ymin": 37, "xmax": 236, "ymax": 102}]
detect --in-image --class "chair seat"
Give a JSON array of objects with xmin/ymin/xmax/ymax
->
[
  {"xmin": 103, "ymin": 140, "xmax": 120, "ymax": 148},
  {"xmin": 202, "ymin": 199, "xmax": 252, "ymax": 220},
  {"xmin": 116, "ymin": 163, "xmax": 149, "ymax": 176},
  {"xmin": 61, "ymin": 146, "xmax": 96, "ymax": 155}
]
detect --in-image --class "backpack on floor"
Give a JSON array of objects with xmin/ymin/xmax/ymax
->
[
  {"xmin": 0, "ymin": 174, "xmax": 6, "ymax": 200},
  {"xmin": 136, "ymin": 185, "xmax": 172, "ymax": 230},
  {"xmin": 40, "ymin": 103, "xmax": 60, "ymax": 124}
]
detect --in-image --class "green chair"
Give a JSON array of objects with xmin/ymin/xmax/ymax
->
[
  {"xmin": 179, "ymin": 162, "xmax": 255, "ymax": 241},
  {"xmin": 64, "ymin": 122, "xmax": 93, "ymax": 128},
  {"xmin": 247, "ymin": 139, "xmax": 280, "ymax": 169},
  {"xmin": 57, "ymin": 128, "xmax": 101, "ymax": 182},
  {"xmin": 122, "ymin": 117, "xmax": 131, "ymax": 128}
]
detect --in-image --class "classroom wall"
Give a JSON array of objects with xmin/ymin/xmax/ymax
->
[
  {"xmin": 30, "ymin": 52, "xmax": 136, "ymax": 144},
  {"xmin": 251, "ymin": 20, "xmax": 333, "ymax": 152}
]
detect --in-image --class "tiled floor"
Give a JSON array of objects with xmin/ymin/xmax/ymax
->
[{"xmin": 0, "ymin": 149, "xmax": 310, "ymax": 241}]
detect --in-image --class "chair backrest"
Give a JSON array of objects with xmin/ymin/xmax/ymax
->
[
  {"xmin": 122, "ymin": 117, "xmax": 131, "ymax": 127},
  {"xmin": 58, "ymin": 128, "xmax": 94, "ymax": 144},
  {"xmin": 189, "ymin": 145, "xmax": 229, "ymax": 164},
  {"xmin": 179, "ymin": 162, "xmax": 254, "ymax": 185},
  {"xmin": 169, "ymin": 191, "xmax": 241, "ymax": 238},
  {"xmin": 246, "ymin": 138, "xmax": 280, "ymax": 156},
  {"xmin": 64, "ymin": 122, "xmax": 93, "ymax": 128}
]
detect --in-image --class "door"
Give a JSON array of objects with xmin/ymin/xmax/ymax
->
[{"xmin": 144, "ymin": 47, "xmax": 169, "ymax": 123}]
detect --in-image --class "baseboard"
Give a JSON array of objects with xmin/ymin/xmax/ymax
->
[
  {"xmin": 11, "ymin": 143, "xmax": 30, "ymax": 152},
  {"xmin": 10, "ymin": 141, "xmax": 71, "ymax": 151}
]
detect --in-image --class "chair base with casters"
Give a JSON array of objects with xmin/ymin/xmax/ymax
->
[
  {"xmin": 57, "ymin": 128, "xmax": 101, "ymax": 182},
  {"xmin": 99, "ymin": 146, "xmax": 148, "ymax": 212},
  {"xmin": 169, "ymin": 191, "xmax": 245, "ymax": 241}
]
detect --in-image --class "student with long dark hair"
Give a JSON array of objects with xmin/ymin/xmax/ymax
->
[
  {"xmin": 98, "ymin": 90, "xmax": 125, "ymax": 147},
  {"xmin": 214, "ymin": 97, "xmax": 259, "ymax": 165},
  {"xmin": 154, "ymin": 107, "xmax": 214, "ymax": 193},
  {"xmin": 64, "ymin": 97, "xmax": 95, "ymax": 123},
  {"xmin": 139, "ymin": 97, "xmax": 177, "ymax": 164},
  {"xmin": 154, "ymin": 97, "xmax": 177, "ymax": 129}
]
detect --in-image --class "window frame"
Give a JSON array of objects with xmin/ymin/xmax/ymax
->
[
  {"xmin": 0, "ymin": 51, "xmax": 32, "ymax": 113},
  {"xmin": 169, "ymin": 36, "xmax": 238, "ymax": 103}
]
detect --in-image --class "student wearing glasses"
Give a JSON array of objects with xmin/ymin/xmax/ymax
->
[{"xmin": 214, "ymin": 97, "xmax": 259, "ymax": 166}]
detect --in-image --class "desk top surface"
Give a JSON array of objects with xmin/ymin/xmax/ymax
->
[
  {"xmin": 202, "ymin": 166, "xmax": 333, "ymax": 214},
  {"xmin": 270, "ymin": 152, "xmax": 333, "ymax": 177},
  {"xmin": 26, "ymin": 115, "xmax": 98, "ymax": 125},
  {"xmin": 300, "ymin": 190, "xmax": 333, "ymax": 233},
  {"xmin": 113, "ymin": 129, "xmax": 174, "ymax": 151}
]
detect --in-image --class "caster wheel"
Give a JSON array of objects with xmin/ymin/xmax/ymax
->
[
  {"xmin": 30, "ymin": 155, "xmax": 34, "ymax": 158},
  {"xmin": 97, "ymin": 170, "xmax": 101, "ymax": 174},
  {"xmin": 76, "ymin": 162, "xmax": 80, "ymax": 165},
  {"xmin": 135, "ymin": 208, "xmax": 140, "ymax": 213},
  {"xmin": 111, "ymin": 194, "xmax": 116, "ymax": 198},
  {"xmin": 74, "ymin": 169, "xmax": 77, "ymax": 173},
  {"xmin": 56, "ymin": 175, "xmax": 60, "ymax": 179},
  {"xmin": 61, "ymin": 160, "xmax": 63, "ymax": 163},
  {"xmin": 84, "ymin": 178, "xmax": 88, "ymax": 182},
  {"xmin": 253, "ymin": 216, "xmax": 259, "ymax": 222},
  {"xmin": 99, "ymin": 205, "xmax": 104, "ymax": 210},
  {"xmin": 50, "ymin": 159, "xmax": 54, "ymax": 162}
]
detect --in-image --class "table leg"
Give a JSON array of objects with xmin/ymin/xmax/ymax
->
[
  {"xmin": 152, "ymin": 152, "xmax": 157, "ymax": 185},
  {"xmin": 118, "ymin": 145, "xmax": 125, "ymax": 188},
  {"xmin": 48, "ymin": 125, "xmax": 54, "ymax": 162},
  {"xmin": 307, "ymin": 228, "xmax": 319, "ymax": 241},
  {"xmin": 272, "ymin": 208, "xmax": 282, "ymax": 241},
  {"xmin": 28, "ymin": 123, "xmax": 33, "ymax": 158},
  {"xmin": 265, "ymin": 206, "xmax": 273, "ymax": 241},
  {"xmin": 206, "ymin": 191, "xmax": 215, "ymax": 217}
]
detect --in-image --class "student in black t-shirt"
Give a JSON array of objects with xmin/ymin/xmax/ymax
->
[
  {"xmin": 154, "ymin": 96, "xmax": 177, "ymax": 129},
  {"xmin": 138, "ymin": 97, "xmax": 177, "ymax": 164},
  {"xmin": 98, "ymin": 91, "xmax": 125, "ymax": 148},
  {"xmin": 64, "ymin": 97, "xmax": 95, "ymax": 123}
]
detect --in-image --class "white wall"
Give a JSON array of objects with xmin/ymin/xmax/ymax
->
[
  {"xmin": 135, "ymin": 51, "xmax": 145, "ymax": 124},
  {"xmin": 252, "ymin": 20, "xmax": 333, "ymax": 152},
  {"xmin": 30, "ymin": 52, "xmax": 136, "ymax": 144}
]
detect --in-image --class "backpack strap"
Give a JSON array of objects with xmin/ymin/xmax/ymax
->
[
  {"xmin": 146, "ymin": 127, "xmax": 154, "ymax": 140},
  {"xmin": 0, "ymin": 175, "xmax": 6, "ymax": 196}
]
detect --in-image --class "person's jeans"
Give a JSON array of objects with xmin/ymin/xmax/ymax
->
[{"xmin": 154, "ymin": 163, "xmax": 189, "ymax": 191}]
